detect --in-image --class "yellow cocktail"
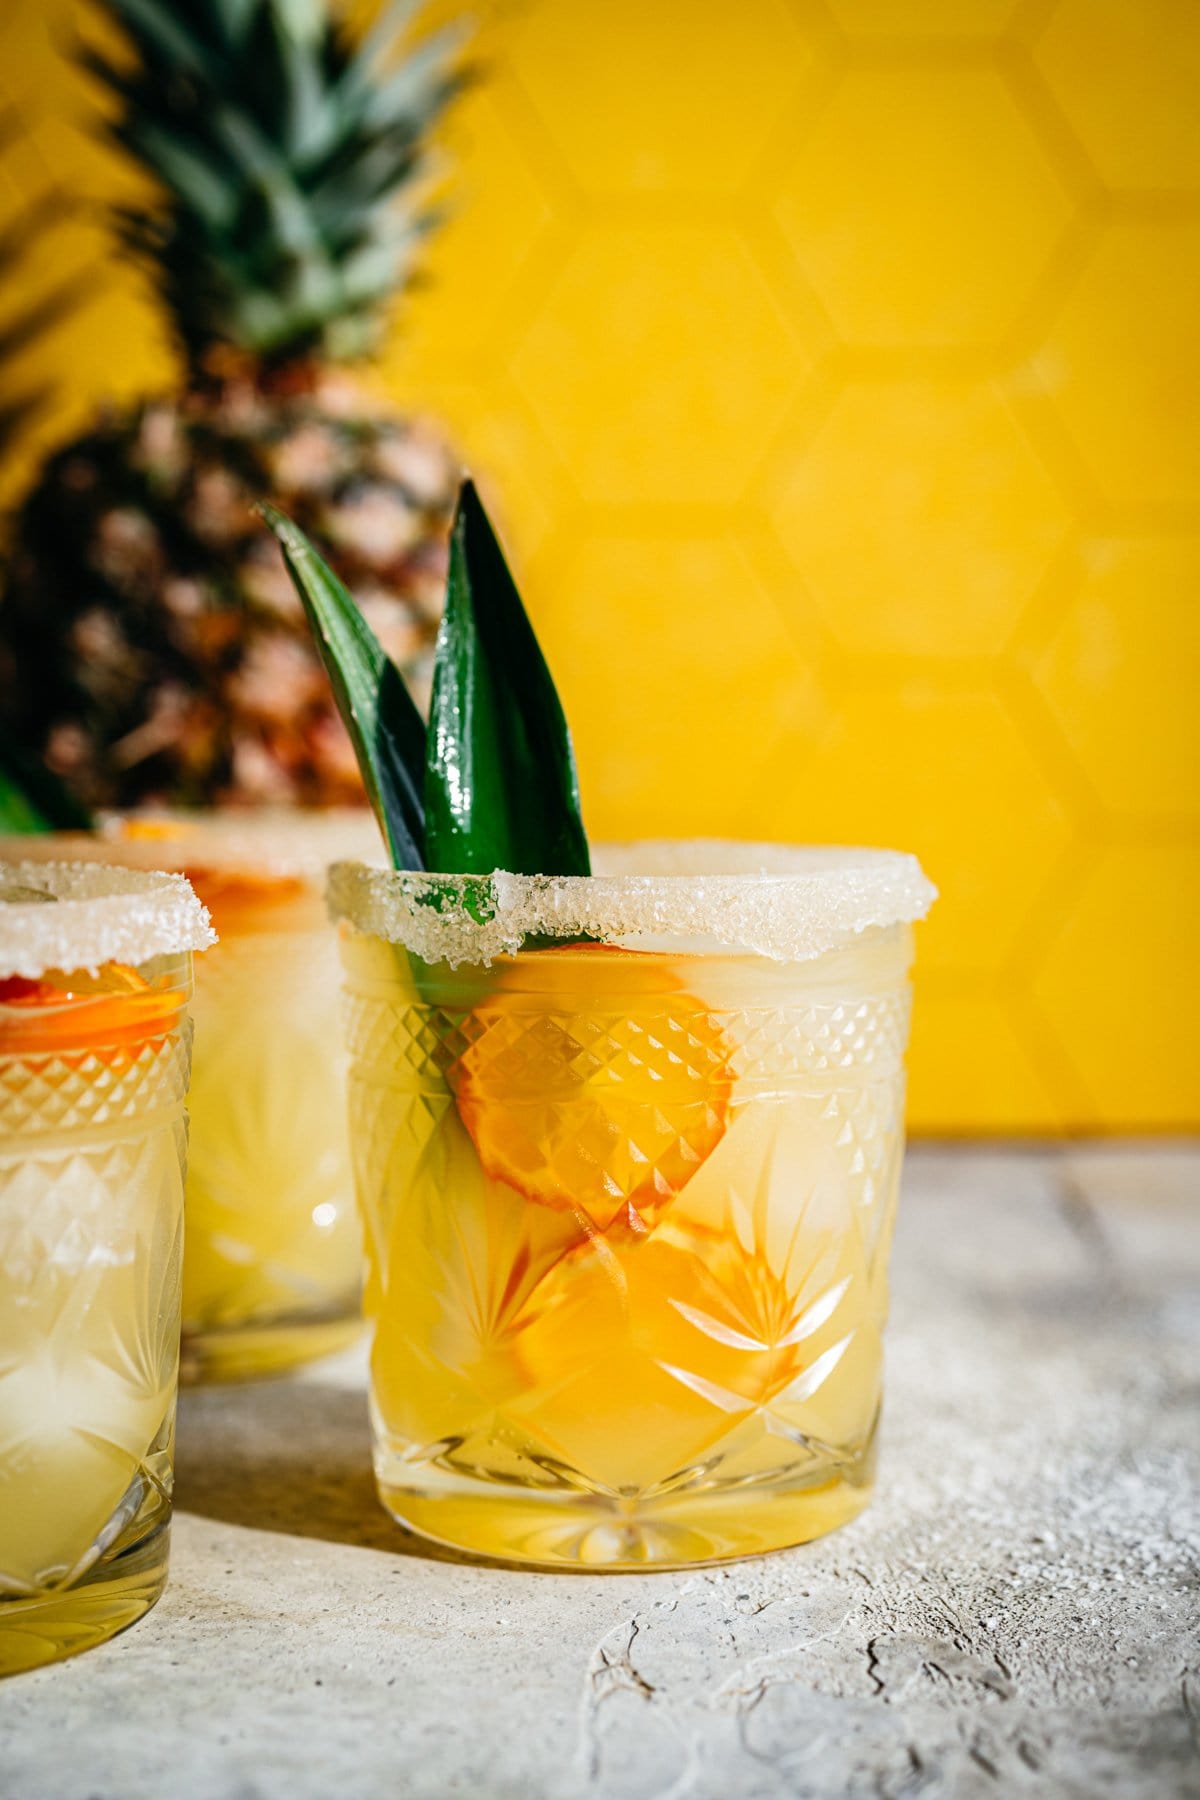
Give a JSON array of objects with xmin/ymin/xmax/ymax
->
[
  {"xmin": 3, "ymin": 814, "xmax": 381, "ymax": 1380},
  {"xmin": 332, "ymin": 844, "xmax": 934, "ymax": 1568},
  {"xmin": 0, "ymin": 861, "xmax": 210, "ymax": 1673}
]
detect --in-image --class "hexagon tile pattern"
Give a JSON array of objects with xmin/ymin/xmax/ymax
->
[{"xmin": 6, "ymin": 0, "xmax": 1200, "ymax": 1131}]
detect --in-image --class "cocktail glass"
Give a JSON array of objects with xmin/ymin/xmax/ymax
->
[
  {"xmin": 0, "ymin": 860, "xmax": 212, "ymax": 1674},
  {"xmin": 3, "ymin": 813, "xmax": 382, "ymax": 1381},
  {"xmin": 330, "ymin": 843, "xmax": 936, "ymax": 1570}
]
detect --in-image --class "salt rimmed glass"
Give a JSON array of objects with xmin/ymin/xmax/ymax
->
[
  {"xmin": 331, "ymin": 842, "xmax": 935, "ymax": 1569},
  {"xmin": 2, "ymin": 813, "xmax": 382, "ymax": 1381},
  {"xmin": 0, "ymin": 860, "xmax": 212, "ymax": 1674}
]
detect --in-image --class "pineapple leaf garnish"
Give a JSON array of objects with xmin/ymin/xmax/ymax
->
[
  {"xmin": 263, "ymin": 481, "xmax": 590, "ymax": 882},
  {"xmin": 426, "ymin": 480, "xmax": 590, "ymax": 877},
  {"xmin": 258, "ymin": 504, "xmax": 426, "ymax": 869}
]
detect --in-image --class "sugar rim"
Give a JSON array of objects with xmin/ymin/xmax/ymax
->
[
  {"xmin": 327, "ymin": 842, "xmax": 936, "ymax": 967},
  {"xmin": 0, "ymin": 860, "xmax": 216, "ymax": 978},
  {"xmin": 0, "ymin": 808, "xmax": 385, "ymax": 887}
]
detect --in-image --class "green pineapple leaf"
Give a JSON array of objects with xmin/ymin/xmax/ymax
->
[
  {"xmin": 425, "ymin": 480, "xmax": 590, "ymax": 877},
  {"xmin": 258, "ymin": 504, "xmax": 425, "ymax": 869}
]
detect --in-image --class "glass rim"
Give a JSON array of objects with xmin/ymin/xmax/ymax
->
[
  {"xmin": 327, "ymin": 840, "xmax": 936, "ymax": 968},
  {"xmin": 0, "ymin": 859, "xmax": 216, "ymax": 978},
  {"xmin": 0, "ymin": 807, "xmax": 386, "ymax": 887}
]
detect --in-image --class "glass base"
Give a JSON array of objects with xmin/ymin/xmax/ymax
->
[
  {"xmin": 376, "ymin": 1459, "xmax": 874, "ymax": 1570},
  {"xmin": 180, "ymin": 1311, "xmax": 363, "ymax": 1383},
  {"xmin": 0, "ymin": 1522, "xmax": 169, "ymax": 1678}
]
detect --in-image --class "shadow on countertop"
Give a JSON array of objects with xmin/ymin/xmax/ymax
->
[{"xmin": 174, "ymin": 1378, "xmax": 481, "ymax": 1567}]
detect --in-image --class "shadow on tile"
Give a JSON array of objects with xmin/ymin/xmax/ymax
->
[{"xmin": 174, "ymin": 1379, "xmax": 481, "ymax": 1566}]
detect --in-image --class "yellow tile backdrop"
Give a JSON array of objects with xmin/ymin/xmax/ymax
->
[{"xmin": 3, "ymin": 0, "xmax": 1198, "ymax": 1132}]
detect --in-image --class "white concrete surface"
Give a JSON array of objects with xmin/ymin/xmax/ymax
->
[{"xmin": 1, "ymin": 1144, "xmax": 1197, "ymax": 1798}]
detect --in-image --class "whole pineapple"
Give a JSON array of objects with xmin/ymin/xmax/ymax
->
[{"xmin": 0, "ymin": 0, "xmax": 464, "ymax": 811}]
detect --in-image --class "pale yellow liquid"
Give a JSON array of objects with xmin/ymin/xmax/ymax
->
[
  {"xmin": 180, "ymin": 879, "xmax": 362, "ymax": 1380},
  {"xmin": 342, "ymin": 927, "xmax": 911, "ymax": 1568},
  {"xmin": 0, "ymin": 959, "xmax": 189, "ymax": 1674}
]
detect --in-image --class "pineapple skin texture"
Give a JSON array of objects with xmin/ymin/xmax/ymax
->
[{"xmin": 0, "ymin": 376, "xmax": 458, "ymax": 811}]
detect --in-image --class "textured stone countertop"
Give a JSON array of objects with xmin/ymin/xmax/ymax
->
[{"xmin": 2, "ymin": 1145, "xmax": 1197, "ymax": 1799}]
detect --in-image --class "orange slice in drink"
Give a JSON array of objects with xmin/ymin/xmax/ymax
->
[
  {"xmin": 0, "ymin": 965, "xmax": 184, "ymax": 1054},
  {"xmin": 452, "ymin": 946, "xmax": 732, "ymax": 1237}
]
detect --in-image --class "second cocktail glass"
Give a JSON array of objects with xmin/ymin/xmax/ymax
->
[
  {"xmin": 167, "ymin": 813, "xmax": 379, "ymax": 1378},
  {"xmin": 3, "ymin": 813, "xmax": 382, "ymax": 1380}
]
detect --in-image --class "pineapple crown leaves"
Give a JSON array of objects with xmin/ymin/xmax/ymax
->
[
  {"xmin": 259, "ymin": 480, "xmax": 591, "ymax": 879},
  {"xmin": 82, "ymin": 0, "xmax": 469, "ymax": 372}
]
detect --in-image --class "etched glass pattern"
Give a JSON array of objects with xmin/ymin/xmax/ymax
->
[
  {"xmin": 182, "ymin": 927, "xmax": 362, "ymax": 1378},
  {"xmin": 340, "ymin": 925, "xmax": 914, "ymax": 1568}
]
